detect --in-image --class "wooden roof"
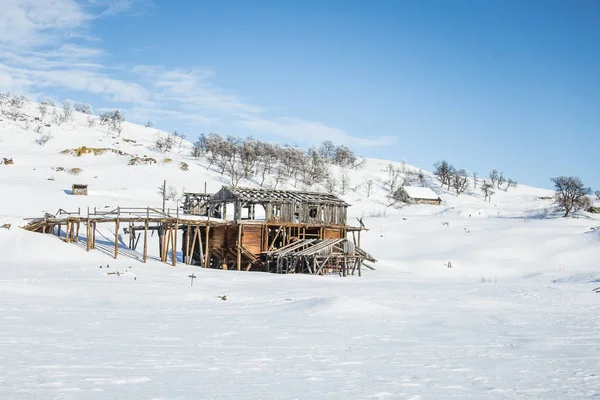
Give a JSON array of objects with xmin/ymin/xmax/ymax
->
[{"xmin": 210, "ymin": 186, "xmax": 350, "ymax": 206}]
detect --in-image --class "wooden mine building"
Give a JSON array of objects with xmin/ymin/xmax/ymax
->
[{"xmin": 24, "ymin": 186, "xmax": 375, "ymax": 276}]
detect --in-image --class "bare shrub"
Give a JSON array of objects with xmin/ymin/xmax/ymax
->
[
  {"xmin": 166, "ymin": 185, "xmax": 179, "ymax": 201},
  {"xmin": 74, "ymin": 102, "xmax": 93, "ymax": 114},
  {"xmin": 155, "ymin": 133, "xmax": 174, "ymax": 153},
  {"xmin": 34, "ymin": 124, "xmax": 43, "ymax": 134},
  {"xmin": 60, "ymin": 101, "xmax": 74, "ymax": 124},
  {"xmin": 145, "ymin": 120, "xmax": 154, "ymax": 128},
  {"xmin": 87, "ymin": 116, "xmax": 96, "ymax": 128},
  {"xmin": 365, "ymin": 178, "xmax": 374, "ymax": 198},
  {"xmin": 35, "ymin": 134, "xmax": 53, "ymax": 146}
]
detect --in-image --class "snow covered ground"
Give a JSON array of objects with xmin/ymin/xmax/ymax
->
[{"xmin": 1, "ymin": 100, "xmax": 600, "ymax": 399}]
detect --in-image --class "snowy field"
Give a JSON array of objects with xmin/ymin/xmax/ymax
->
[{"xmin": 1, "ymin": 100, "xmax": 600, "ymax": 399}]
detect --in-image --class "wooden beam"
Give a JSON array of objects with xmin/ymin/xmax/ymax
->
[
  {"xmin": 190, "ymin": 227, "xmax": 198, "ymax": 265},
  {"xmin": 237, "ymin": 226, "xmax": 242, "ymax": 271},
  {"xmin": 86, "ymin": 221, "xmax": 91, "ymax": 252},
  {"xmin": 172, "ymin": 222, "xmax": 177, "ymax": 266},
  {"xmin": 114, "ymin": 219, "xmax": 119, "ymax": 259},
  {"xmin": 185, "ymin": 225, "xmax": 191, "ymax": 265},
  {"xmin": 143, "ymin": 220, "xmax": 148, "ymax": 263},
  {"xmin": 204, "ymin": 226, "xmax": 210, "ymax": 268}
]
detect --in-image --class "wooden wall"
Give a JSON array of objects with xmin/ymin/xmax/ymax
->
[{"xmin": 241, "ymin": 225, "xmax": 264, "ymax": 254}]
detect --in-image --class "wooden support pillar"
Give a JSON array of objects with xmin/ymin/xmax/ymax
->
[
  {"xmin": 172, "ymin": 222, "xmax": 178, "ymax": 266},
  {"xmin": 143, "ymin": 220, "xmax": 148, "ymax": 263},
  {"xmin": 198, "ymin": 227, "xmax": 204, "ymax": 267},
  {"xmin": 75, "ymin": 222, "xmax": 80, "ymax": 243},
  {"xmin": 86, "ymin": 221, "xmax": 91, "ymax": 252},
  {"xmin": 114, "ymin": 220, "xmax": 119, "ymax": 259},
  {"xmin": 190, "ymin": 227, "xmax": 198, "ymax": 265},
  {"xmin": 237, "ymin": 226, "xmax": 242, "ymax": 271},
  {"xmin": 185, "ymin": 225, "xmax": 191, "ymax": 265},
  {"xmin": 92, "ymin": 222, "xmax": 96, "ymax": 249},
  {"xmin": 204, "ymin": 226, "xmax": 210, "ymax": 268}
]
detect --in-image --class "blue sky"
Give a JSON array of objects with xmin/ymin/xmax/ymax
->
[{"xmin": 1, "ymin": 0, "xmax": 599, "ymax": 189}]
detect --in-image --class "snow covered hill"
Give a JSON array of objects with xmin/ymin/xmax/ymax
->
[{"xmin": 1, "ymin": 97, "xmax": 599, "ymax": 399}]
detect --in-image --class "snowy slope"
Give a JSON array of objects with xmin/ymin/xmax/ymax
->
[{"xmin": 1, "ymin": 99, "xmax": 600, "ymax": 399}]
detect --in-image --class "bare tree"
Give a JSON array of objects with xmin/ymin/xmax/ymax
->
[
  {"xmin": 192, "ymin": 134, "xmax": 207, "ymax": 159},
  {"xmin": 74, "ymin": 102, "xmax": 93, "ymax": 114},
  {"xmin": 166, "ymin": 185, "xmax": 179, "ymax": 201},
  {"xmin": 155, "ymin": 133, "xmax": 174, "ymax": 153},
  {"xmin": 382, "ymin": 163, "xmax": 402, "ymax": 197},
  {"xmin": 87, "ymin": 116, "xmax": 95, "ymax": 128},
  {"xmin": 595, "ymin": 190, "xmax": 600, "ymax": 201},
  {"xmin": 145, "ymin": 120, "xmax": 154, "ymax": 128},
  {"xmin": 339, "ymin": 171, "xmax": 351, "ymax": 195},
  {"xmin": 497, "ymin": 172, "xmax": 506, "ymax": 189},
  {"xmin": 333, "ymin": 145, "xmax": 358, "ymax": 168},
  {"xmin": 60, "ymin": 101, "xmax": 73, "ymax": 124},
  {"xmin": 473, "ymin": 172, "xmax": 478, "ymax": 189},
  {"xmin": 365, "ymin": 179, "xmax": 374, "ymax": 198},
  {"xmin": 38, "ymin": 102, "xmax": 48, "ymax": 119},
  {"xmin": 551, "ymin": 176, "xmax": 592, "ymax": 217},
  {"xmin": 433, "ymin": 160, "xmax": 454, "ymax": 189},
  {"xmin": 481, "ymin": 181, "xmax": 494, "ymax": 203},
  {"xmin": 452, "ymin": 169, "xmax": 470, "ymax": 195},
  {"xmin": 417, "ymin": 170, "xmax": 425, "ymax": 186},
  {"xmin": 324, "ymin": 173, "xmax": 338, "ymax": 194},
  {"xmin": 489, "ymin": 169, "xmax": 499, "ymax": 188},
  {"xmin": 33, "ymin": 124, "xmax": 43, "ymax": 134},
  {"xmin": 505, "ymin": 178, "xmax": 518, "ymax": 191}
]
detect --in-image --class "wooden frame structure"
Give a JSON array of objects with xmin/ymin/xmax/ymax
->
[{"xmin": 23, "ymin": 186, "xmax": 375, "ymax": 276}]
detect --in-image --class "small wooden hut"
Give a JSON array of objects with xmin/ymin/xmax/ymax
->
[
  {"xmin": 71, "ymin": 184, "xmax": 88, "ymax": 196},
  {"xmin": 398, "ymin": 186, "xmax": 441, "ymax": 205}
]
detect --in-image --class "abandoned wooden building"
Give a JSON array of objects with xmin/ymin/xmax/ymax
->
[
  {"xmin": 182, "ymin": 192, "xmax": 213, "ymax": 215},
  {"xmin": 397, "ymin": 186, "xmax": 441, "ymax": 205},
  {"xmin": 24, "ymin": 186, "xmax": 375, "ymax": 276},
  {"xmin": 71, "ymin": 184, "xmax": 88, "ymax": 196}
]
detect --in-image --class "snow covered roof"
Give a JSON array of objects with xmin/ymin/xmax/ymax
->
[
  {"xmin": 402, "ymin": 186, "xmax": 440, "ymax": 200},
  {"xmin": 211, "ymin": 186, "xmax": 350, "ymax": 206}
]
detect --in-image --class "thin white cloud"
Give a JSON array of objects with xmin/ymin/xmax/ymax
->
[{"xmin": 236, "ymin": 116, "xmax": 396, "ymax": 147}]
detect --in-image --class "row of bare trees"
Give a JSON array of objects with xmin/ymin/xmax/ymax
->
[{"xmin": 187, "ymin": 133, "xmax": 361, "ymax": 189}]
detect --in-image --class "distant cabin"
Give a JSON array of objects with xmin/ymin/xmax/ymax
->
[
  {"xmin": 398, "ymin": 186, "xmax": 441, "ymax": 205},
  {"xmin": 71, "ymin": 184, "xmax": 88, "ymax": 196}
]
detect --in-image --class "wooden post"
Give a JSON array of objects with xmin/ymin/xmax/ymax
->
[
  {"xmin": 114, "ymin": 220, "xmax": 119, "ymax": 259},
  {"xmin": 198, "ymin": 227, "xmax": 204, "ymax": 267},
  {"xmin": 172, "ymin": 222, "xmax": 177, "ymax": 266},
  {"xmin": 75, "ymin": 222, "xmax": 80, "ymax": 243},
  {"xmin": 143, "ymin": 220, "xmax": 148, "ymax": 263},
  {"xmin": 86, "ymin": 221, "xmax": 91, "ymax": 252},
  {"xmin": 92, "ymin": 222, "xmax": 96, "ymax": 249},
  {"xmin": 237, "ymin": 226, "xmax": 242, "ymax": 271},
  {"xmin": 185, "ymin": 225, "xmax": 191, "ymax": 265},
  {"xmin": 163, "ymin": 225, "xmax": 171, "ymax": 262},
  {"xmin": 190, "ymin": 227, "xmax": 198, "ymax": 265},
  {"xmin": 204, "ymin": 226, "xmax": 210, "ymax": 268}
]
